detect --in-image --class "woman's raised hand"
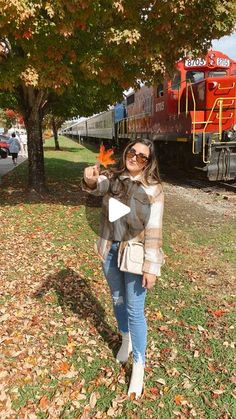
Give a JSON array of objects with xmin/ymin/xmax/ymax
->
[{"xmin": 83, "ymin": 163, "xmax": 100, "ymax": 189}]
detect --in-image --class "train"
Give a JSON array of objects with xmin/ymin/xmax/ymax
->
[{"xmin": 62, "ymin": 50, "xmax": 236, "ymax": 181}]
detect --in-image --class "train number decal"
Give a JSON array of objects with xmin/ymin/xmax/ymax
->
[
  {"xmin": 185, "ymin": 58, "xmax": 206, "ymax": 67},
  {"xmin": 216, "ymin": 58, "xmax": 230, "ymax": 67},
  {"xmin": 185, "ymin": 56, "xmax": 230, "ymax": 68}
]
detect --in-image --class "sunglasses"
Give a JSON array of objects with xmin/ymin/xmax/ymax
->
[{"xmin": 126, "ymin": 148, "xmax": 149, "ymax": 165}]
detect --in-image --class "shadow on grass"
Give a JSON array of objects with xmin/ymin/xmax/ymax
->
[
  {"xmin": 34, "ymin": 267, "xmax": 119, "ymax": 356},
  {"xmin": 0, "ymin": 158, "xmax": 103, "ymax": 207},
  {"xmin": 43, "ymin": 146, "xmax": 82, "ymax": 153},
  {"xmin": 0, "ymin": 139, "xmax": 123, "ymax": 207}
]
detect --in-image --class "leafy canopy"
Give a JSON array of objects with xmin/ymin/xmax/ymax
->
[{"xmin": 0, "ymin": 0, "xmax": 235, "ymax": 95}]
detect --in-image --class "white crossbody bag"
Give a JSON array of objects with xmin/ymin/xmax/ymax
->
[{"xmin": 118, "ymin": 242, "xmax": 144, "ymax": 275}]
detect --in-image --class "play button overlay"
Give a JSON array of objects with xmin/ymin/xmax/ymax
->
[
  {"xmin": 85, "ymin": 177, "xmax": 151, "ymax": 241},
  {"xmin": 108, "ymin": 198, "xmax": 130, "ymax": 222}
]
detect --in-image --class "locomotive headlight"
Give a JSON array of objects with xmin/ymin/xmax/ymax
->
[
  {"xmin": 208, "ymin": 81, "xmax": 218, "ymax": 90},
  {"xmin": 227, "ymin": 128, "xmax": 236, "ymax": 140}
]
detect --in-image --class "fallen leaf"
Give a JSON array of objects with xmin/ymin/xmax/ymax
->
[
  {"xmin": 202, "ymin": 394, "xmax": 212, "ymax": 409},
  {"xmin": 39, "ymin": 395, "xmax": 50, "ymax": 408},
  {"xmin": 158, "ymin": 325, "xmax": 169, "ymax": 332},
  {"xmin": 182, "ymin": 378, "xmax": 192, "ymax": 389},
  {"xmin": 209, "ymin": 309, "xmax": 226, "ymax": 318},
  {"xmin": 230, "ymin": 374, "xmax": 236, "ymax": 384},
  {"xmin": 89, "ymin": 392, "xmax": 97, "ymax": 408},
  {"xmin": 208, "ymin": 362, "xmax": 217, "ymax": 372},
  {"xmin": 57, "ymin": 361, "xmax": 70, "ymax": 373},
  {"xmin": 107, "ymin": 406, "xmax": 116, "ymax": 416},
  {"xmin": 174, "ymin": 394, "xmax": 185, "ymax": 405},
  {"xmin": 0, "ymin": 391, "xmax": 7, "ymax": 402},
  {"xmin": 149, "ymin": 387, "xmax": 159, "ymax": 395},
  {"xmin": 215, "ymin": 309, "xmax": 226, "ymax": 317},
  {"xmin": 155, "ymin": 310, "xmax": 163, "ymax": 320},
  {"xmin": 156, "ymin": 378, "xmax": 166, "ymax": 385},
  {"xmin": 77, "ymin": 394, "xmax": 87, "ymax": 400},
  {"xmin": 212, "ymin": 389, "xmax": 225, "ymax": 398},
  {"xmin": 197, "ymin": 325, "xmax": 205, "ymax": 332}
]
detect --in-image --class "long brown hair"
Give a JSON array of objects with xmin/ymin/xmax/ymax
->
[
  {"xmin": 101, "ymin": 139, "xmax": 161, "ymax": 196},
  {"xmin": 105, "ymin": 139, "xmax": 161, "ymax": 182}
]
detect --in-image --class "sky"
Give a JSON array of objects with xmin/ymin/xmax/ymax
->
[{"xmin": 212, "ymin": 31, "xmax": 236, "ymax": 59}]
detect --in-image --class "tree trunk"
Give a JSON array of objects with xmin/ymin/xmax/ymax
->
[
  {"xmin": 25, "ymin": 110, "xmax": 46, "ymax": 193},
  {"xmin": 52, "ymin": 116, "xmax": 60, "ymax": 150},
  {"xmin": 18, "ymin": 85, "xmax": 48, "ymax": 193}
]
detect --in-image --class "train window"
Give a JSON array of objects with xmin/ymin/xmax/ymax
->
[
  {"xmin": 186, "ymin": 71, "xmax": 204, "ymax": 83},
  {"xmin": 157, "ymin": 83, "xmax": 164, "ymax": 97},
  {"xmin": 208, "ymin": 70, "xmax": 227, "ymax": 77},
  {"xmin": 144, "ymin": 96, "xmax": 152, "ymax": 113},
  {"xmin": 171, "ymin": 72, "xmax": 181, "ymax": 90},
  {"xmin": 127, "ymin": 94, "xmax": 135, "ymax": 106}
]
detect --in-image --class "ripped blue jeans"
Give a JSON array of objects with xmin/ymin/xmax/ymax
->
[{"xmin": 102, "ymin": 241, "xmax": 147, "ymax": 366}]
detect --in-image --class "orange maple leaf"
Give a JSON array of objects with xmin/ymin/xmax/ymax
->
[
  {"xmin": 149, "ymin": 387, "xmax": 159, "ymax": 395},
  {"xmin": 39, "ymin": 395, "xmax": 50, "ymax": 408},
  {"xmin": 57, "ymin": 361, "xmax": 70, "ymax": 373},
  {"xmin": 212, "ymin": 309, "xmax": 226, "ymax": 318},
  {"xmin": 96, "ymin": 144, "xmax": 116, "ymax": 168},
  {"xmin": 174, "ymin": 394, "xmax": 185, "ymax": 405},
  {"xmin": 208, "ymin": 308, "xmax": 226, "ymax": 318}
]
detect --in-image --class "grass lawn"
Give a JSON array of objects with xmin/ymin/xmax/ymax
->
[{"xmin": 0, "ymin": 136, "xmax": 235, "ymax": 418}]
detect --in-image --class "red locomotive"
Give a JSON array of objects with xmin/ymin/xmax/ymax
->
[
  {"xmin": 118, "ymin": 50, "xmax": 236, "ymax": 180},
  {"xmin": 63, "ymin": 50, "xmax": 236, "ymax": 181}
]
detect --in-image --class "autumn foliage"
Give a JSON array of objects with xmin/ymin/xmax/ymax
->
[
  {"xmin": 0, "ymin": 1, "xmax": 235, "ymax": 92},
  {"xmin": 4, "ymin": 109, "xmax": 24, "ymax": 125},
  {"xmin": 0, "ymin": 0, "xmax": 235, "ymax": 192}
]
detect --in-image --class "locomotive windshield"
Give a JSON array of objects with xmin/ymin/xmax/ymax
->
[
  {"xmin": 208, "ymin": 70, "xmax": 227, "ymax": 77},
  {"xmin": 186, "ymin": 70, "xmax": 204, "ymax": 83},
  {"xmin": 171, "ymin": 72, "xmax": 181, "ymax": 90}
]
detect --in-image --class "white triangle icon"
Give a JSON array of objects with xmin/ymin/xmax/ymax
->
[{"xmin": 108, "ymin": 197, "xmax": 130, "ymax": 222}]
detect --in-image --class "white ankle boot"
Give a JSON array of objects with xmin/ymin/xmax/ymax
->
[
  {"xmin": 128, "ymin": 361, "xmax": 144, "ymax": 399},
  {"xmin": 116, "ymin": 332, "xmax": 132, "ymax": 363}
]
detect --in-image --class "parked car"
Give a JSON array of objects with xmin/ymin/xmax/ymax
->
[{"xmin": 0, "ymin": 134, "xmax": 10, "ymax": 158}]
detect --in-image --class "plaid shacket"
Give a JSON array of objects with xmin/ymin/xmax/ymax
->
[{"xmin": 82, "ymin": 172, "xmax": 164, "ymax": 276}]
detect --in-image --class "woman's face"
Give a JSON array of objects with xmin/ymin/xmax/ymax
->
[{"xmin": 125, "ymin": 142, "xmax": 150, "ymax": 176}]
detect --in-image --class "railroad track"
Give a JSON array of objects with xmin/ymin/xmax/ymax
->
[
  {"xmin": 187, "ymin": 180, "xmax": 236, "ymax": 193},
  {"xmin": 219, "ymin": 182, "xmax": 236, "ymax": 193},
  {"xmin": 162, "ymin": 170, "xmax": 236, "ymax": 195}
]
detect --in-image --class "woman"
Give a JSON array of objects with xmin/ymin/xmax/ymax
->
[
  {"xmin": 82, "ymin": 139, "xmax": 164, "ymax": 398},
  {"xmin": 8, "ymin": 132, "xmax": 21, "ymax": 165}
]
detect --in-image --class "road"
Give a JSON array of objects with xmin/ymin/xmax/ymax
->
[{"xmin": 0, "ymin": 154, "xmax": 28, "ymax": 177}]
